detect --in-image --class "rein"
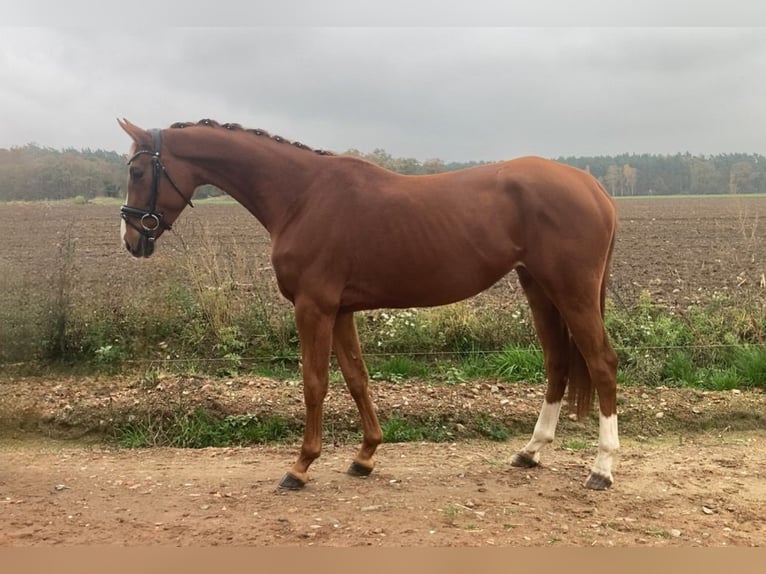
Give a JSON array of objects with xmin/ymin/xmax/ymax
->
[{"xmin": 120, "ymin": 129, "xmax": 193, "ymax": 241}]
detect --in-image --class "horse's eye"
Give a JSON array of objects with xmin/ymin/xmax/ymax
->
[{"xmin": 130, "ymin": 166, "xmax": 144, "ymax": 181}]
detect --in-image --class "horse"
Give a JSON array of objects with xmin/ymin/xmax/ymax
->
[{"xmin": 117, "ymin": 118, "xmax": 619, "ymax": 491}]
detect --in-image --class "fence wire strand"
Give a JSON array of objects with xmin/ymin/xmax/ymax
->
[{"xmin": 3, "ymin": 341, "xmax": 761, "ymax": 369}]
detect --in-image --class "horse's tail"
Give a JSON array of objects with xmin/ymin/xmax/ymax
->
[
  {"xmin": 600, "ymin": 220, "xmax": 617, "ymax": 317},
  {"xmin": 567, "ymin": 219, "xmax": 617, "ymax": 419}
]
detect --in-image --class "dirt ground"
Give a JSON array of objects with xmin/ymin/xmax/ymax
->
[
  {"xmin": 1, "ymin": 432, "xmax": 764, "ymax": 547},
  {"xmin": 1, "ymin": 375, "xmax": 764, "ymax": 547}
]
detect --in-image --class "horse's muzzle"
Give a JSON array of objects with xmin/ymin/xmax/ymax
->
[{"xmin": 126, "ymin": 234, "xmax": 155, "ymax": 258}]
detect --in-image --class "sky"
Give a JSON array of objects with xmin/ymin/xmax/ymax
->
[{"xmin": 2, "ymin": 2, "xmax": 766, "ymax": 163}]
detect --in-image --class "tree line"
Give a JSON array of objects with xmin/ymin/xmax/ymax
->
[
  {"xmin": 0, "ymin": 145, "xmax": 124, "ymax": 201},
  {"xmin": 560, "ymin": 152, "xmax": 766, "ymax": 196},
  {"xmin": 1, "ymin": 144, "xmax": 764, "ymax": 201}
]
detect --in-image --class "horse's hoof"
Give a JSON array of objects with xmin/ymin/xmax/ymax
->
[
  {"xmin": 584, "ymin": 472, "xmax": 613, "ymax": 490},
  {"xmin": 510, "ymin": 452, "xmax": 539, "ymax": 468},
  {"xmin": 278, "ymin": 472, "xmax": 306, "ymax": 490},
  {"xmin": 348, "ymin": 461, "xmax": 374, "ymax": 477}
]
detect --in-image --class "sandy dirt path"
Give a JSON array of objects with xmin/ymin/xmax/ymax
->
[{"xmin": 1, "ymin": 432, "xmax": 764, "ymax": 547}]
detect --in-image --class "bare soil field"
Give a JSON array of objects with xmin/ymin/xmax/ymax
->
[
  {"xmin": 608, "ymin": 195, "xmax": 765, "ymax": 307},
  {"xmin": 1, "ymin": 194, "xmax": 764, "ymax": 310},
  {"xmin": 1, "ymin": 195, "xmax": 765, "ymax": 546}
]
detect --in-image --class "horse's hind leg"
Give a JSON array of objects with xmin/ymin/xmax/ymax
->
[
  {"xmin": 511, "ymin": 268, "xmax": 570, "ymax": 468},
  {"xmin": 556, "ymin": 296, "xmax": 619, "ymax": 490},
  {"xmin": 333, "ymin": 310, "xmax": 382, "ymax": 476}
]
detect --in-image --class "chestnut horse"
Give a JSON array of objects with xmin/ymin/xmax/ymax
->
[{"xmin": 118, "ymin": 118, "xmax": 619, "ymax": 490}]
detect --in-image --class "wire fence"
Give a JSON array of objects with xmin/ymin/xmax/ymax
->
[{"xmin": 3, "ymin": 341, "xmax": 761, "ymax": 370}]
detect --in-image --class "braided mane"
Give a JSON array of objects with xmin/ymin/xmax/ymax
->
[{"xmin": 169, "ymin": 119, "xmax": 334, "ymax": 156}]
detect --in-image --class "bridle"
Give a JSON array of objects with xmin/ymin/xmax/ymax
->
[{"xmin": 120, "ymin": 129, "xmax": 194, "ymax": 242}]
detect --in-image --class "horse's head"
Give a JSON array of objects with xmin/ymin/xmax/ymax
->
[{"xmin": 117, "ymin": 118, "xmax": 195, "ymax": 258}]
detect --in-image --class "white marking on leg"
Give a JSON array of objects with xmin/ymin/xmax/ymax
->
[
  {"xmin": 590, "ymin": 413, "xmax": 619, "ymax": 481},
  {"xmin": 519, "ymin": 400, "xmax": 562, "ymax": 463}
]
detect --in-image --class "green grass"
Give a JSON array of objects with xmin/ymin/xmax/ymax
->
[
  {"xmin": 490, "ymin": 347, "xmax": 545, "ymax": 382},
  {"xmin": 115, "ymin": 409, "xmax": 298, "ymax": 448},
  {"xmin": 369, "ymin": 355, "xmax": 431, "ymax": 381},
  {"xmin": 114, "ymin": 406, "xmax": 517, "ymax": 450},
  {"xmin": 475, "ymin": 414, "xmax": 512, "ymax": 441},
  {"xmin": 661, "ymin": 351, "xmax": 701, "ymax": 387},
  {"xmin": 561, "ymin": 439, "xmax": 589, "ymax": 451},
  {"xmin": 381, "ymin": 416, "xmax": 451, "ymax": 443},
  {"xmin": 732, "ymin": 345, "xmax": 766, "ymax": 388},
  {"xmin": 702, "ymin": 368, "xmax": 742, "ymax": 391},
  {"xmin": 644, "ymin": 529, "xmax": 672, "ymax": 539}
]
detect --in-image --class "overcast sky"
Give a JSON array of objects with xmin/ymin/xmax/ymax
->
[{"xmin": 3, "ymin": 4, "xmax": 766, "ymax": 162}]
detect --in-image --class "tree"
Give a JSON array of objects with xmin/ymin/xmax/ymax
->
[
  {"xmin": 603, "ymin": 164, "xmax": 622, "ymax": 196},
  {"xmin": 689, "ymin": 158, "xmax": 724, "ymax": 195},
  {"xmin": 622, "ymin": 164, "xmax": 637, "ymax": 196},
  {"xmin": 422, "ymin": 158, "xmax": 445, "ymax": 174},
  {"xmin": 729, "ymin": 161, "xmax": 755, "ymax": 195}
]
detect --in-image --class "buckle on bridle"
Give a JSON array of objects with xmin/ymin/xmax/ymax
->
[{"xmin": 140, "ymin": 213, "xmax": 161, "ymax": 231}]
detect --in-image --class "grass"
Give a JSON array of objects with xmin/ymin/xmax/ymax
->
[
  {"xmin": 115, "ymin": 409, "xmax": 299, "ymax": 448},
  {"xmin": 475, "ymin": 414, "xmax": 512, "ymax": 441},
  {"xmin": 490, "ymin": 347, "xmax": 545, "ymax": 382},
  {"xmin": 732, "ymin": 345, "xmax": 766, "ymax": 387},
  {"xmin": 644, "ymin": 529, "xmax": 672, "ymax": 539},
  {"xmin": 561, "ymin": 439, "xmax": 590, "ymax": 451},
  {"xmin": 370, "ymin": 355, "xmax": 432, "ymax": 381},
  {"xmin": 654, "ymin": 345, "xmax": 766, "ymax": 391},
  {"xmin": 381, "ymin": 416, "xmax": 451, "ymax": 443},
  {"xmin": 120, "ymin": 408, "xmax": 524, "ymax": 449},
  {"xmin": 441, "ymin": 505, "xmax": 463, "ymax": 526}
]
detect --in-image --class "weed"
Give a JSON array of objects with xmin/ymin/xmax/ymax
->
[
  {"xmin": 370, "ymin": 355, "xmax": 430, "ymax": 381},
  {"xmin": 491, "ymin": 347, "xmax": 545, "ymax": 382},
  {"xmin": 439, "ymin": 365, "xmax": 468, "ymax": 384},
  {"xmin": 94, "ymin": 344, "xmax": 125, "ymax": 366},
  {"xmin": 732, "ymin": 345, "xmax": 766, "ymax": 387},
  {"xmin": 702, "ymin": 368, "xmax": 741, "ymax": 391},
  {"xmin": 645, "ymin": 529, "xmax": 672, "ymax": 539},
  {"xmin": 115, "ymin": 408, "xmax": 298, "ymax": 448},
  {"xmin": 380, "ymin": 417, "xmax": 421, "ymax": 443},
  {"xmin": 381, "ymin": 416, "xmax": 450, "ymax": 443},
  {"xmin": 661, "ymin": 351, "xmax": 700, "ymax": 387},
  {"xmin": 475, "ymin": 415, "xmax": 511, "ymax": 441},
  {"xmin": 561, "ymin": 439, "xmax": 589, "ymax": 451},
  {"xmin": 441, "ymin": 505, "xmax": 463, "ymax": 526},
  {"xmin": 43, "ymin": 225, "xmax": 77, "ymax": 361}
]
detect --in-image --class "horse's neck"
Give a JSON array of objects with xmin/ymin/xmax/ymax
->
[{"xmin": 174, "ymin": 131, "xmax": 320, "ymax": 234}]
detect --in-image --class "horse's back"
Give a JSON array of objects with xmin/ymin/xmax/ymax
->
[{"xmin": 273, "ymin": 155, "xmax": 616, "ymax": 310}]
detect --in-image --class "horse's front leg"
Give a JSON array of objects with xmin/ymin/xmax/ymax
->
[
  {"xmin": 278, "ymin": 300, "xmax": 336, "ymax": 490},
  {"xmin": 333, "ymin": 310, "xmax": 382, "ymax": 476}
]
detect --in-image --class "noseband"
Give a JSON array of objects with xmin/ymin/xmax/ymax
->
[{"xmin": 120, "ymin": 129, "xmax": 194, "ymax": 241}]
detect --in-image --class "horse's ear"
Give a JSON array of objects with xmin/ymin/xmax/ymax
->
[{"xmin": 117, "ymin": 118, "xmax": 150, "ymax": 145}]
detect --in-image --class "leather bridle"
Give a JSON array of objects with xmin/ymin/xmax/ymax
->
[{"xmin": 120, "ymin": 129, "xmax": 194, "ymax": 242}]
